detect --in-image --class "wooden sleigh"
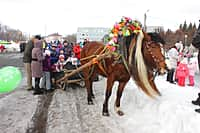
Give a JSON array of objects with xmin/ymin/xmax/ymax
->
[{"xmin": 55, "ymin": 52, "xmax": 111, "ymax": 89}]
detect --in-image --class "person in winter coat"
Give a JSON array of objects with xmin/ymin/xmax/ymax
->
[
  {"xmin": 55, "ymin": 54, "xmax": 66, "ymax": 72},
  {"xmin": 23, "ymin": 35, "xmax": 41, "ymax": 90},
  {"xmin": 23, "ymin": 37, "xmax": 34, "ymax": 90},
  {"xmin": 50, "ymin": 43, "xmax": 59, "ymax": 65},
  {"xmin": 175, "ymin": 41, "xmax": 183, "ymax": 53},
  {"xmin": 73, "ymin": 43, "xmax": 81, "ymax": 60},
  {"xmin": 166, "ymin": 45, "xmax": 179, "ymax": 83},
  {"xmin": 176, "ymin": 58, "xmax": 189, "ymax": 86},
  {"xmin": 31, "ymin": 40, "xmax": 44, "ymax": 95},
  {"xmin": 40, "ymin": 49, "xmax": 53, "ymax": 92},
  {"xmin": 0, "ymin": 44, "xmax": 5, "ymax": 52},
  {"xmin": 187, "ymin": 59, "xmax": 197, "ymax": 86},
  {"xmin": 51, "ymin": 54, "xmax": 66, "ymax": 88},
  {"xmin": 63, "ymin": 40, "xmax": 73, "ymax": 59},
  {"xmin": 191, "ymin": 20, "xmax": 200, "ymax": 113}
]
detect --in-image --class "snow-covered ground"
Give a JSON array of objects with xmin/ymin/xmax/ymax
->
[
  {"xmin": 117, "ymin": 74, "xmax": 200, "ymax": 133},
  {"xmin": 1, "ymin": 53, "xmax": 200, "ymax": 133}
]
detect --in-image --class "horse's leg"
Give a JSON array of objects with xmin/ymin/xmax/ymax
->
[
  {"xmin": 90, "ymin": 73, "xmax": 96, "ymax": 99},
  {"xmin": 83, "ymin": 68, "xmax": 94, "ymax": 105},
  {"xmin": 102, "ymin": 76, "xmax": 114, "ymax": 116},
  {"xmin": 115, "ymin": 81, "xmax": 127, "ymax": 116}
]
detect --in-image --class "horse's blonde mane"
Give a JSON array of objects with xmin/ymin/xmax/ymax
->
[{"xmin": 133, "ymin": 31, "xmax": 159, "ymax": 97}]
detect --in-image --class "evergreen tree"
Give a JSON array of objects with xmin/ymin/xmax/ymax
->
[
  {"xmin": 182, "ymin": 20, "xmax": 187, "ymax": 32},
  {"xmin": 192, "ymin": 23, "xmax": 196, "ymax": 30},
  {"xmin": 187, "ymin": 22, "xmax": 193, "ymax": 31},
  {"xmin": 179, "ymin": 24, "xmax": 183, "ymax": 30}
]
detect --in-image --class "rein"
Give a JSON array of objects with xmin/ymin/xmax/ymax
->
[{"xmin": 80, "ymin": 45, "xmax": 112, "ymax": 80}]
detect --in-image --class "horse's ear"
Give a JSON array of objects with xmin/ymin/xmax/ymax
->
[
  {"xmin": 143, "ymin": 31, "xmax": 151, "ymax": 41},
  {"xmin": 147, "ymin": 32, "xmax": 165, "ymax": 44}
]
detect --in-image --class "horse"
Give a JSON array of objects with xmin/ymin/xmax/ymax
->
[{"xmin": 80, "ymin": 31, "xmax": 167, "ymax": 116}]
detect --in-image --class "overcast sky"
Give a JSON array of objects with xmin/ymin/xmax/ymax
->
[{"xmin": 0, "ymin": 0, "xmax": 200, "ymax": 36}]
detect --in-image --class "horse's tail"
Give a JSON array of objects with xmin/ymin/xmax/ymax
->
[{"xmin": 130, "ymin": 31, "xmax": 160, "ymax": 98}]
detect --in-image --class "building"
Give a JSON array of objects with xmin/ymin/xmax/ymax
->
[
  {"xmin": 146, "ymin": 26, "xmax": 164, "ymax": 33},
  {"xmin": 76, "ymin": 26, "xmax": 163, "ymax": 43},
  {"xmin": 45, "ymin": 33, "xmax": 62, "ymax": 42},
  {"xmin": 76, "ymin": 27, "xmax": 110, "ymax": 43}
]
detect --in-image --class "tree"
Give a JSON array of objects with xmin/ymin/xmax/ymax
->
[
  {"xmin": 192, "ymin": 23, "xmax": 197, "ymax": 30},
  {"xmin": 0, "ymin": 23, "xmax": 27, "ymax": 41},
  {"xmin": 179, "ymin": 24, "xmax": 183, "ymax": 30},
  {"xmin": 63, "ymin": 34, "xmax": 77, "ymax": 43},
  {"xmin": 187, "ymin": 22, "xmax": 193, "ymax": 31},
  {"xmin": 182, "ymin": 20, "xmax": 187, "ymax": 32}
]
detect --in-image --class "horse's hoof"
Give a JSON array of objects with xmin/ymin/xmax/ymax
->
[
  {"xmin": 117, "ymin": 110, "xmax": 124, "ymax": 116},
  {"xmin": 88, "ymin": 101, "xmax": 94, "ymax": 105},
  {"xmin": 102, "ymin": 112, "xmax": 110, "ymax": 116}
]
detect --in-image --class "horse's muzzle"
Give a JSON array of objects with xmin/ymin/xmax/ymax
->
[{"xmin": 158, "ymin": 66, "xmax": 168, "ymax": 75}]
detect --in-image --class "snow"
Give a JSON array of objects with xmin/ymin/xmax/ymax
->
[
  {"xmin": 3, "ymin": 43, "xmax": 20, "ymax": 52},
  {"xmin": 118, "ymin": 74, "xmax": 200, "ymax": 133},
  {"xmin": 1, "ymin": 53, "xmax": 200, "ymax": 133}
]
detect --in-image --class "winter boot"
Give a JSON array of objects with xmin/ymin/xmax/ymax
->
[
  {"xmin": 195, "ymin": 108, "xmax": 200, "ymax": 113},
  {"xmin": 167, "ymin": 69, "xmax": 175, "ymax": 83},
  {"xmin": 192, "ymin": 93, "xmax": 200, "ymax": 106},
  {"xmin": 33, "ymin": 78, "xmax": 43, "ymax": 95}
]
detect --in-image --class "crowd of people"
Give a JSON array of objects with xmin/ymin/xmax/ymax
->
[
  {"xmin": 166, "ymin": 41, "xmax": 198, "ymax": 87},
  {"xmin": 23, "ymin": 35, "xmax": 84, "ymax": 95},
  {"xmin": 166, "ymin": 40, "xmax": 200, "ymax": 112}
]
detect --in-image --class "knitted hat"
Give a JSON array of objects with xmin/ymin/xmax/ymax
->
[{"xmin": 59, "ymin": 54, "xmax": 65, "ymax": 60}]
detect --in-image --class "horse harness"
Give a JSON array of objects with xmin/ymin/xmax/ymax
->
[{"xmin": 144, "ymin": 41, "xmax": 165, "ymax": 80}]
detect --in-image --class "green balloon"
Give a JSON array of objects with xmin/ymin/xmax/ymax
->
[{"xmin": 0, "ymin": 66, "xmax": 22, "ymax": 93}]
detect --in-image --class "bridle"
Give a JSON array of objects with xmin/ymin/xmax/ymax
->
[{"xmin": 144, "ymin": 41, "xmax": 165, "ymax": 80}]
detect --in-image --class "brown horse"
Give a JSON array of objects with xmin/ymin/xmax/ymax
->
[{"xmin": 80, "ymin": 31, "xmax": 167, "ymax": 116}]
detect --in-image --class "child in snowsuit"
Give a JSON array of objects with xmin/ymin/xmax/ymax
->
[
  {"xmin": 176, "ymin": 58, "xmax": 189, "ymax": 86},
  {"xmin": 40, "ymin": 50, "xmax": 53, "ymax": 92},
  {"xmin": 187, "ymin": 59, "xmax": 197, "ymax": 86}
]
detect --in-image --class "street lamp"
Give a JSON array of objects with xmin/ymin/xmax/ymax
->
[
  {"xmin": 144, "ymin": 9, "xmax": 149, "ymax": 32},
  {"xmin": 184, "ymin": 34, "xmax": 188, "ymax": 46}
]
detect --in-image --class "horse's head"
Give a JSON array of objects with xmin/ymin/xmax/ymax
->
[{"xmin": 142, "ymin": 32, "xmax": 167, "ymax": 75}]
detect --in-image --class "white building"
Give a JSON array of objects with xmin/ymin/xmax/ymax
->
[
  {"xmin": 77, "ymin": 27, "xmax": 110, "ymax": 43},
  {"xmin": 76, "ymin": 26, "xmax": 163, "ymax": 43},
  {"xmin": 146, "ymin": 26, "xmax": 164, "ymax": 33},
  {"xmin": 45, "ymin": 33, "xmax": 62, "ymax": 43}
]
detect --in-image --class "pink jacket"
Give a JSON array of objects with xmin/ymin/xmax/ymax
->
[
  {"xmin": 176, "ymin": 63, "xmax": 189, "ymax": 78},
  {"xmin": 188, "ymin": 62, "xmax": 197, "ymax": 76}
]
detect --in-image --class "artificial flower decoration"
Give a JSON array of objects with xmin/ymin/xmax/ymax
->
[{"xmin": 106, "ymin": 16, "xmax": 142, "ymax": 51}]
